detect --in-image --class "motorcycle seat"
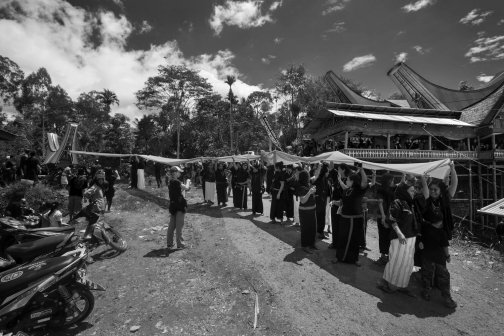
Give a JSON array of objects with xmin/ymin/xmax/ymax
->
[
  {"xmin": 28, "ymin": 226, "xmax": 74, "ymax": 233},
  {"xmin": 0, "ymin": 255, "xmax": 74, "ymax": 298},
  {"xmin": 6, "ymin": 235, "xmax": 67, "ymax": 260}
]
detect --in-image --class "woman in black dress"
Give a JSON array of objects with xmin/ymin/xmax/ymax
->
[
  {"xmin": 333, "ymin": 164, "xmax": 369, "ymax": 266},
  {"xmin": 104, "ymin": 167, "xmax": 120, "ymax": 212},
  {"xmin": 297, "ymin": 170, "xmax": 318, "ymax": 253},
  {"xmin": 312, "ymin": 163, "xmax": 331, "ymax": 239},
  {"xmin": 235, "ymin": 160, "xmax": 251, "ymax": 210},
  {"xmin": 270, "ymin": 161, "xmax": 286, "ymax": 224},
  {"xmin": 250, "ymin": 160, "xmax": 266, "ymax": 215},
  {"xmin": 375, "ymin": 173, "xmax": 396, "ymax": 266},
  {"xmin": 328, "ymin": 163, "xmax": 352, "ymax": 249},
  {"xmin": 231, "ymin": 160, "xmax": 242, "ymax": 208},
  {"xmin": 215, "ymin": 162, "xmax": 228, "ymax": 206}
]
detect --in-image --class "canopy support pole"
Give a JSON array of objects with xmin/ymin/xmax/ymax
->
[
  {"xmin": 387, "ymin": 134, "xmax": 390, "ymax": 150},
  {"xmin": 467, "ymin": 137, "xmax": 471, "ymax": 151},
  {"xmin": 428, "ymin": 136, "xmax": 432, "ymax": 150},
  {"xmin": 468, "ymin": 162, "xmax": 473, "ymax": 232},
  {"xmin": 478, "ymin": 162, "xmax": 483, "ymax": 227},
  {"xmin": 344, "ymin": 131, "xmax": 348, "ymax": 149}
]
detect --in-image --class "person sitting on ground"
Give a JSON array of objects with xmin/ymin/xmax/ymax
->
[
  {"xmin": 4, "ymin": 192, "xmax": 34, "ymax": 219},
  {"xmin": 418, "ymin": 205, "xmax": 457, "ymax": 308},
  {"xmin": 47, "ymin": 201, "xmax": 64, "ymax": 227}
]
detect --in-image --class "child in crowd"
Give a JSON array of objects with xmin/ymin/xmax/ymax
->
[
  {"xmin": 419, "ymin": 209, "xmax": 457, "ymax": 308},
  {"xmin": 47, "ymin": 201, "xmax": 64, "ymax": 227}
]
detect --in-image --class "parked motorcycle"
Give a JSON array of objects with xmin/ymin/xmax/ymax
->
[
  {"xmin": 71, "ymin": 208, "xmax": 127, "ymax": 253},
  {"xmin": 0, "ymin": 232, "xmax": 81, "ymax": 272},
  {"xmin": 0, "ymin": 217, "xmax": 74, "ymax": 243},
  {"xmin": 0, "ymin": 247, "xmax": 104, "ymax": 335}
]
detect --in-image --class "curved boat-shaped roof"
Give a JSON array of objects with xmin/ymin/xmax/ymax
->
[
  {"xmin": 387, "ymin": 62, "xmax": 504, "ymax": 111},
  {"xmin": 324, "ymin": 71, "xmax": 391, "ymax": 107}
]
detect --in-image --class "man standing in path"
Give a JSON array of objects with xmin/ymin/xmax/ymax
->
[{"xmin": 68, "ymin": 168, "xmax": 88, "ymax": 221}]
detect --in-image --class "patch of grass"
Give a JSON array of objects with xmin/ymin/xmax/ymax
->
[{"xmin": 113, "ymin": 189, "xmax": 146, "ymax": 211}]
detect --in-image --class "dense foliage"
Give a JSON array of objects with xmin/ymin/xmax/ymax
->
[{"xmin": 0, "ymin": 56, "xmax": 373, "ymax": 160}]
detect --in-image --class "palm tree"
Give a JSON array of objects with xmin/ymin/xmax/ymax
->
[
  {"xmin": 225, "ymin": 75, "xmax": 236, "ymax": 154},
  {"xmin": 97, "ymin": 89, "xmax": 120, "ymax": 114}
]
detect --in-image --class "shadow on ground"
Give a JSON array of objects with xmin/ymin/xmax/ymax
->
[{"xmin": 186, "ymin": 192, "xmax": 453, "ymax": 319}]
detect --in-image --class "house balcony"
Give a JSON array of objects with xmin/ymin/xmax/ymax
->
[{"xmin": 340, "ymin": 149, "xmax": 481, "ymax": 161}]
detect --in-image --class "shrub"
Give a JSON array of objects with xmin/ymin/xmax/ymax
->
[{"xmin": 0, "ymin": 182, "xmax": 69, "ymax": 214}]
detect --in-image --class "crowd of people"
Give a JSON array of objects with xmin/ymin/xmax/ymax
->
[{"xmin": 164, "ymin": 157, "xmax": 459, "ymax": 309}]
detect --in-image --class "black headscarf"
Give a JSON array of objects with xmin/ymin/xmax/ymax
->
[
  {"xmin": 380, "ymin": 173, "xmax": 395, "ymax": 206},
  {"xmin": 394, "ymin": 182, "xmax": 421, "ymax": 233}
]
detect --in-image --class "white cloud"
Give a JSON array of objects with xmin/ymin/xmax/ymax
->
[
  {"xmin": 465, "ymin": 35, "xmax": 504, "ymax": 63},
  {"xmin": 274, "ymin": 37, "xmax": 283, "ymax": 44},
  {"xmin": 139, "ymin": 20, "xmax": 153, "ymax": 34},
  {"xmin": 322, "ymin": 0, "xmax": 351, "ymax": 16},
  {"xmin": 394, "ymin": 52, "xmax": 408, "ymax": 63},
  {"xmin": 0, "ymin": 0, "xmax": 262, "ymax": 120},
  {"xmin": 261, "ymin": 58, "xmax": 270, "ymax": 64},
  {"xmin": 412, "ymin": 45, "xmax": 431, "ymax": 54},
  {"xmin": 477, "ymin": 31, "xmax": 485, "ymax": 37},
  {"xmin": 326, "ymin": 22, "xmax": 345, "ymax": 33},
  {"xmin": 460, "ymin": 9, "xmax": 493, "ymax": 25},
  {"xmin": 209, "ymin": 0, "xmax": 281, "ymax": 35},
  {"xmin": 268, "ymin": 55, "xmax": 276, "ymax": 59},
  {"xmin": 402, "ymin": 0, "xmax": 435, "ymax": 12},
  {"xmin": 342, "ymin": 54, "xmax": 376, "ymax": 72},
  {"xmin": 477, "ymin": 74, "xmax": 494, "ymax": 83},
  {"xmin": 269, "ymin": 0, "xmax": 283, "ymax": 11},
  {"xmin": 498, "ymin": 19, "xmax": 504, "ymax": 25},
  {"xmin": 397, "ymin": 31, "xmax": 405, "ymax": 36}
]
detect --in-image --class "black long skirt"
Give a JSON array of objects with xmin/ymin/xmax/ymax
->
[
  {"xmin": 377, "ymin": 218, "xmax": 391, "ymax": 255},
  {"xmin": 331, "ymin": 206, "xmax": 340, "ymax": 244},
  {"xmin": 234, "ymin": 186, "xmax": 243, "ymax": 208},
  {"xmin": 300, "ymin": 208, "xmax": 317, "ymax": 247},
  {"xmin": 270, "ymin": 190, "xmax": 284, "ymax": 221},
  {"xmin": 285, "ymin": 191, "xmax": 294, "ymax": 218},
  {"xmin": 240, "ymin": 187, "xmax": 248, "ymax": 209},
  {"xmin": 216, "ymin": 183, "xmax": 228, "ymax": 205},
  {"xmin": 131, "ymin": 168, "xmax": 138, "ymax": 188},
  {"xmin": 251, "ymin": 191, "xmax": 263, "ymax": 214},
  {"xmin": 336, "ymin": 215, "xmax": 364, "ymax": 263},
  {"xmin": 316, "ymin": 203, "xmax": 326, "ymax": 234}
]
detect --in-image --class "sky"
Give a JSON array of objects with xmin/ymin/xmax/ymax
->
[{"xmin": 1, "ymin": 0, "xmax": 504, "ymax": 120}]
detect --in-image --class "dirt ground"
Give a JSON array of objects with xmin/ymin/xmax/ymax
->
[{"xmin": 42, "ymin": 183, "xmax": 504, "ymax": 336}]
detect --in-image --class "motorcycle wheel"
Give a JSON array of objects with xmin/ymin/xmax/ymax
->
[
  {"xmin": 62, "ymin": 286, "xmax": 95, "ymax": 326},
  {"xmin": 106, "ymin": 227, "xmax": 128, "ymax": 252}
]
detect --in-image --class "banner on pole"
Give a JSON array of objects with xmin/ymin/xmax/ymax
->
[{"xmin": 260, "ymin": 116, "xmax": 283, "ymax": 150}]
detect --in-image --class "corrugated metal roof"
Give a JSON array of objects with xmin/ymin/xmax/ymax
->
[
  {"xmin": 327, "ymin": 110, "xmax": 474, "ymax": 126},
  {"xmin": 478, "ymin": 198, "xmax": 504, "ymax": 217},
  {"xmin": 386, "ymin": 100, "xmax": 411, "ymax": 108}
]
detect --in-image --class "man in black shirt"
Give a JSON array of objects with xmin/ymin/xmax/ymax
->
[
  {"xmin": 19, "ymin": 149, "xmax": 29, "ymax": 178},
  {"xmin": 68, "ymin": 168, "xmax": 88, "ymax": 220},
  {"xmin": 24, "ymin": 151, "xmax": 40, "ymax": 183}
]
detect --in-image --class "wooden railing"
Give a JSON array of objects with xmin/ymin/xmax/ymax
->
[{"xmin": 340, "ymin": 149, "xmax": 478, "ymax": 160}]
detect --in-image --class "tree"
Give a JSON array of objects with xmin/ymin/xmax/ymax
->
[
  {"xmin": 14, "ymin": 68, "xmax": 52, "ymax": 156},
  {"xmin": 459, "ymin": 80, "xmax": 474, "ymax": 91},
  {"xmin": 104, "ymin": 114, "xmax": 135, "ymax": 154},
  {"xmin": 247, "ymin": 91, "xmax": 273, "ymax": 116},
  {"xmin": 75, "ymin": 91, "xmax": 111, "ymax": 152},
  {"xmin": 134, "ymin": 114, "xmax": 159, "ymax": 153},
  {"xmin": 224, "ymin": 75, "xmax": 236, "ymax": 153},
  {"xmin": 45, "ymin": 85, "xmax": 76, "ymax": 134},
  {"xmin": 387, "ymin": 91, "xmax": 405, "ymax": 100},
  {"xmin": 0, "ymin": 55, "xmax": 24, "ymax": 107},
  {"xmin": 96, "ymin": 89, "xmax": 119, "ymax": 114},
  {"xmin": 136, "ymin": 65, "xmax": 213, "ymax": 158}
]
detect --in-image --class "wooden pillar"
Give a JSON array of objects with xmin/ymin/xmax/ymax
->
[
  {"xmin": 501, "ymin": 171, "xmax": 504, "ymax": 199},
  {"xmin": 478, "ymin": 162, "xmax": 484, "ymax": 227},
  {"xmin": 477, "ymin": 135, "xmax": 481, "ymax": 151},
  {"xmin": 493, "ymin": 161, "xmax": 498, "ymax": 226},
  {"xmin": 492, "ymin": 133, "xmax": 496, "ymax": 150},
  {"xmin": 428, "ymin": 135, "xmax": 432, "ymax": 150},
  {"xmin": 344, "ymin": 131, "xmax": 349, "ymax": 149},
  {"xmin": 387, "ymin": 134, "xmax": 391, "ymax": 150},
  {"xmin": 468, "ymin": 161, "xmax": 473, "ymax": 232},
  {"xmin": 467, "ymin": 137, "xmax": 471, "ymax": 151}
]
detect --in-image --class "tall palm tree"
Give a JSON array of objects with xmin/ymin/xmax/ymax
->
[
  {"xmin": 97, "ymin": 89, "xmax": 120, "ymax": 114},
  {"xmin": 225, "ymin": 75, "xmax": 236, "ymax": 154}
]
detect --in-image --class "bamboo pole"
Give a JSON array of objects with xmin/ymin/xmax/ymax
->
[
  {"xmin": 468, "ymin": 161, "xmax": 473, "ymax": 232},
  {"xmin": 478, "ymin": 162, "xmax": 484, "ymax": 227},
  {"xmin": 493, "ymin": 160, "xmax": 498, "ymax": 226},
  {"xmin": 501, "ymin": 171, "xmax": 504, "ymax": 199}
]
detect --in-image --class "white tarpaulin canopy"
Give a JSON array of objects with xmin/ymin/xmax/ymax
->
[
  {"xmin": 70, "ymin": 150, "xmax": 450, "ymax": 179},
  {"xmin": 328, "ymin": 109, "xmax": 474, "ymax": 127}
]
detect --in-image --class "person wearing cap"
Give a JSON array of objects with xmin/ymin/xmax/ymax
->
[
  {"xmin": 167, "ymin": 166, "xmax": 191, "ymax": 249},
  {"xmin": 68, "ymin": 167, "xmax": 88, "ymax": 221},
  {"xmin": 270, "ymin": 161, "xmax": 286, "ymax": 224}
]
